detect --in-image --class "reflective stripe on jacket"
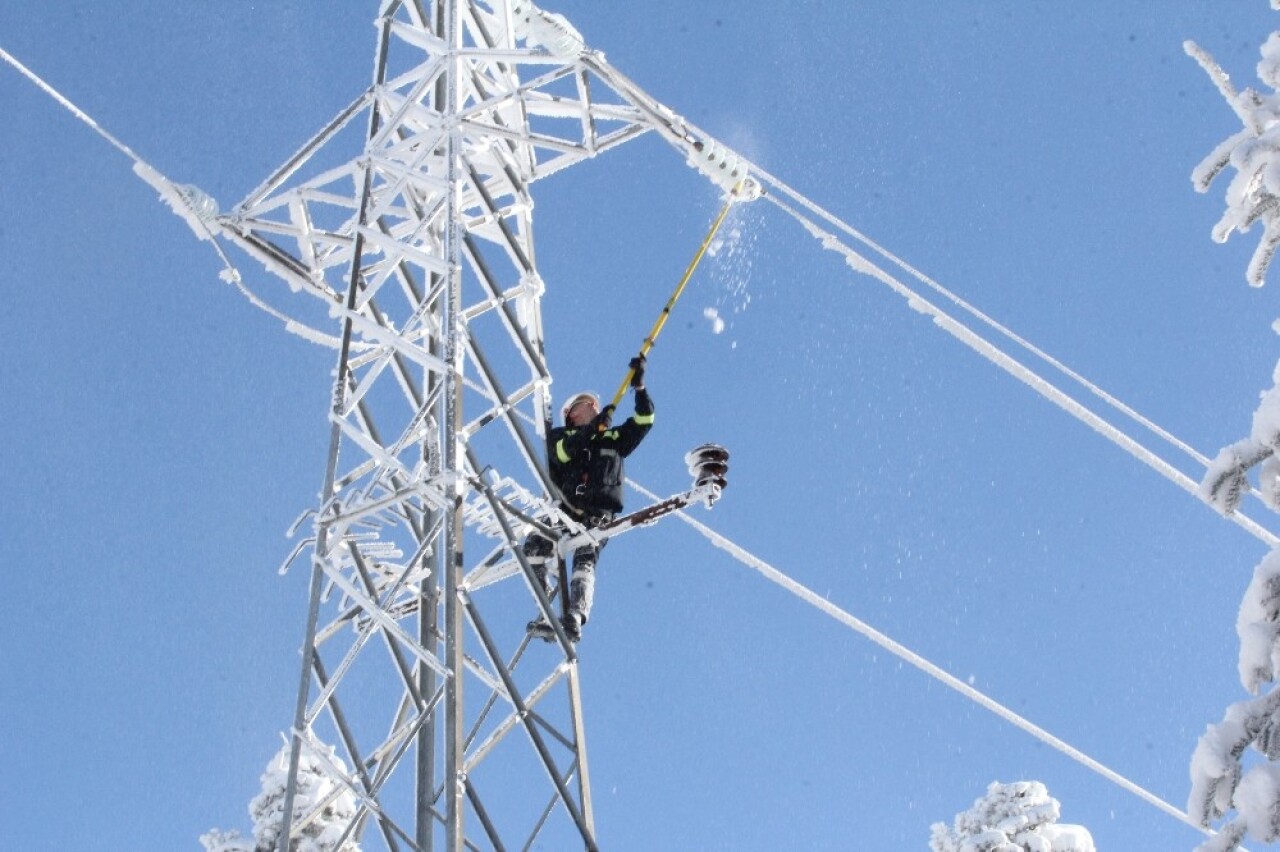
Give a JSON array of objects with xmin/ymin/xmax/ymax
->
[{"xmin": 548, "ymin": 388, "xmax": 654, "ymax": 514}]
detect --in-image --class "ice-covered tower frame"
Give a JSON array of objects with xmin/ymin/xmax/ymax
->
[{"xmin": 200, "ymin": 1, "xmax": 751, "ymax": 850}]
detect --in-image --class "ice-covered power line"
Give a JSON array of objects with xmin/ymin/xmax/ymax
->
[
  {"xmin": 626, "ymin": 479, "xmax": 1214, "ymax": 841},
  {"xmin": 7, "ymin": 13, "xmax": 1269, "ymax": 844},
  {"xmin": 732, "ymin": 161, "xmax": 1280, "ymax": 548},
  {"xmin": 0, "ymin": 45, "xmax": 351, "ymax": 350},
  {"xmin": 0, "ymin": 45, "xmax": 144, "ymax": 165},
  {"xmin": 751, "ymin": 161, "xmax": 1215, "ymax": 472},
  {"xmin": 8, "ymin": 34, "xmax": 1250, "ymax": 545}
]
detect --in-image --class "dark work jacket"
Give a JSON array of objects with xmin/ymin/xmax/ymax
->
[{"xmin": 548, "ymin": 388, "xmax": 654, "ymax": 516}]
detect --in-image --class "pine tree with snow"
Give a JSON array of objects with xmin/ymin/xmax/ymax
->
[
  {"xmin": 1186, "ymin": 3, "xmax": 1280, "ymax": 287},
  {"xmin": 201, "ymin": 741, "xmax": 362, "ymax": 852},
  {"xmin": 1187, "ymin": 8, "xmax": 1280, "ymax": 851},
  {"xmin": 928, "ymin": 780, "xmax": 1095, "ymax": 852},
  {"xmin": 1187, "ymin": 544, "xmax": 1280, "ymax": 850}
]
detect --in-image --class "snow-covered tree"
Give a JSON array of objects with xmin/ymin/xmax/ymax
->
[
  {"xmin": 1187, "ymin": 9, "xmax": 1280, "ymax": 851},
  {"xmin": 1186, "ymin": 4, "xmax": 1280, "ymax": 287},
  {"xmin": 1187, "ymin": 543, "xmax": 1280, "ymax": 850},
  {"xmin": 202, "ymin": 741, "xmax": 362, "ymax": 852},
  {"xmin": 929, "ymin": 780, "xmax": 1094, "ymax": 852}
]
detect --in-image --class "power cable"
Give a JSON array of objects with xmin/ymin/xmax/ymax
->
[
  {"xmin": 627, "ymin": 478, "xmax": 1216, "ymax": 842},
  {"xmin": 3, "ymin": 30, "xmax": 1261, "ymax": 846},
  {"xmin": 749, "ymin": 163, "xmax": 1214, "ymax": 472},
  {"xmin": 748, "ymin": 177, "xmax": 1279, "ymax": 549},
  {"xmin": 0, "ymin": 45, "xmax": 347, "ymax": 350}
]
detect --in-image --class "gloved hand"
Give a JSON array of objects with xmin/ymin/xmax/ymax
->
[
  {"xmin": 629, "ymin": 355, "xmax": 646, "ymax": 388},
  {"xmin": 591, "ymin": 406, "xmax": 614, "ymax": 431}
]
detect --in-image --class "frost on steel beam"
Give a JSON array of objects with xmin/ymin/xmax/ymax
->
[
  {"xmin": 237, "ymin": 3, "xmax": 625, "ymax": 849},
  {"xmin": 204, "ymin": 0, "xmax": 768, "ymax": 846}
]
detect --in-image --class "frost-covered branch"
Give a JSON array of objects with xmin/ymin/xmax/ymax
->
[
  {"xmin": 1191, "ymin": 696, "xmax": 1280, "ymax": 852},
  {"xmin": 1203, "ymin": 439, "xmax": 1276, "ymax": 516},
  {"xmin": 929, "ymin": 781, "xmax": 1094, "ymax": 852},
  {"xmin": 1187, "ymin": 32, "xmax": 1280, "ymax": 286},
  {"xmin": 1201, "ymin": 359, "xmax": 1280, "ymax": 516},
  {"xmin": 1190, "ymin": 689, "xmax": 1280, "ymax": 828},
  {"xmin": 1239, "ymin": 549, "xmax": 1280, "ymax": 693},
  {"xmin": 1186, "ymin": 40, "xmax": 1258, "ymax": 131},
  {"xmin": 1198, "ymin": 818, "xmax": 1250, "ymax": 852},
  {"xmin": 1188, "ymin": 547, "xmax": 1280, "ymax": 849}
]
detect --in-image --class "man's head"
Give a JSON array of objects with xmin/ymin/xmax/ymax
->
[{"xmin": 562, "ymin": 391, "xmax": 600, "ymax": 427}]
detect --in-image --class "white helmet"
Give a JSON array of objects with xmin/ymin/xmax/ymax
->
[{"xmin": 560, "ymin": 391, "xmax": 600, "ymax": 423}]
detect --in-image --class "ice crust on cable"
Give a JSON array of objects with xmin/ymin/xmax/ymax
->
[
  {"xmin": 508, "ymin": 0, "xmax": 584, "ymax": 58},
  {"xmin": 201, "ymin": 742, "xmax": 361, "ymax": 852},
  {"xmin": 798, "ymin": 215, "xmax": 898, "ymax": 288},
  {"xmin": 132, "ymin": 161, "xmax": 222, "ymax": 241},
  {"xmin": 681, "ymin": 133, "xmax": 761, "ymax": 200},
  {"xmin": 1186, "ymin": 32, "xmax": 1280, "ymax": 286},
  {"xmin": 928, "ymin": 781, "xmax": 1095, "ymax": 852}
]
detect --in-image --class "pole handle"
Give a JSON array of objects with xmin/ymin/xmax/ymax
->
[{"xmin": 606, "ymin": 188, "xmax": 740, "ymax": 411}]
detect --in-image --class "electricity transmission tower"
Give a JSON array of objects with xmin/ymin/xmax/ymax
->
[{"xmin": 184, "ymin": 2, "xmax": 748, "ymax": 848}]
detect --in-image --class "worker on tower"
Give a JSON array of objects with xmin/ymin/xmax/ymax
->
[{"xmin": 526, "ymin": 355, "xmax": 654, "ymax": 643}]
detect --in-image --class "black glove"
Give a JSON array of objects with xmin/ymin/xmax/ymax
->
[
  {"xmin": 629, "ymin": 355, "xmax": 646, "ymax": 388},
  {"xmin": 591, "ymin": 406, "xmax": 614, "ymax": 431}
]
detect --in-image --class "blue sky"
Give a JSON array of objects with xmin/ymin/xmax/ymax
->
[{"xmin": 4, "ymin": 2, "xmax": 1280, "ymax": 849}]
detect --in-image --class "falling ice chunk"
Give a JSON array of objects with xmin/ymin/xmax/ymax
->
[{"xmin": 703, "ymin": 307, "xmax": 726, "ymax": 334}]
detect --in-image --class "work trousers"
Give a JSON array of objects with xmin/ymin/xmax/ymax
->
[{"xmin": 521, "ymin": 513, "xmax": 611, "ymax": 623}]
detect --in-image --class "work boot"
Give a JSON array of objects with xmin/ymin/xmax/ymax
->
[{"xmin": 561, "ymin": 611, "xmax": 584, "ymax": 643}]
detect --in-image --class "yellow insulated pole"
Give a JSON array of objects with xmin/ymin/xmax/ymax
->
[{"xmin": 606, "ymin": 185, "xmax": 745, "ymax": 413}]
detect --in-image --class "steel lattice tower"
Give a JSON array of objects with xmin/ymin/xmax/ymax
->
[{"xmin": 188, "ymin": 2, "xmax": 750, "ymax": 848}]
